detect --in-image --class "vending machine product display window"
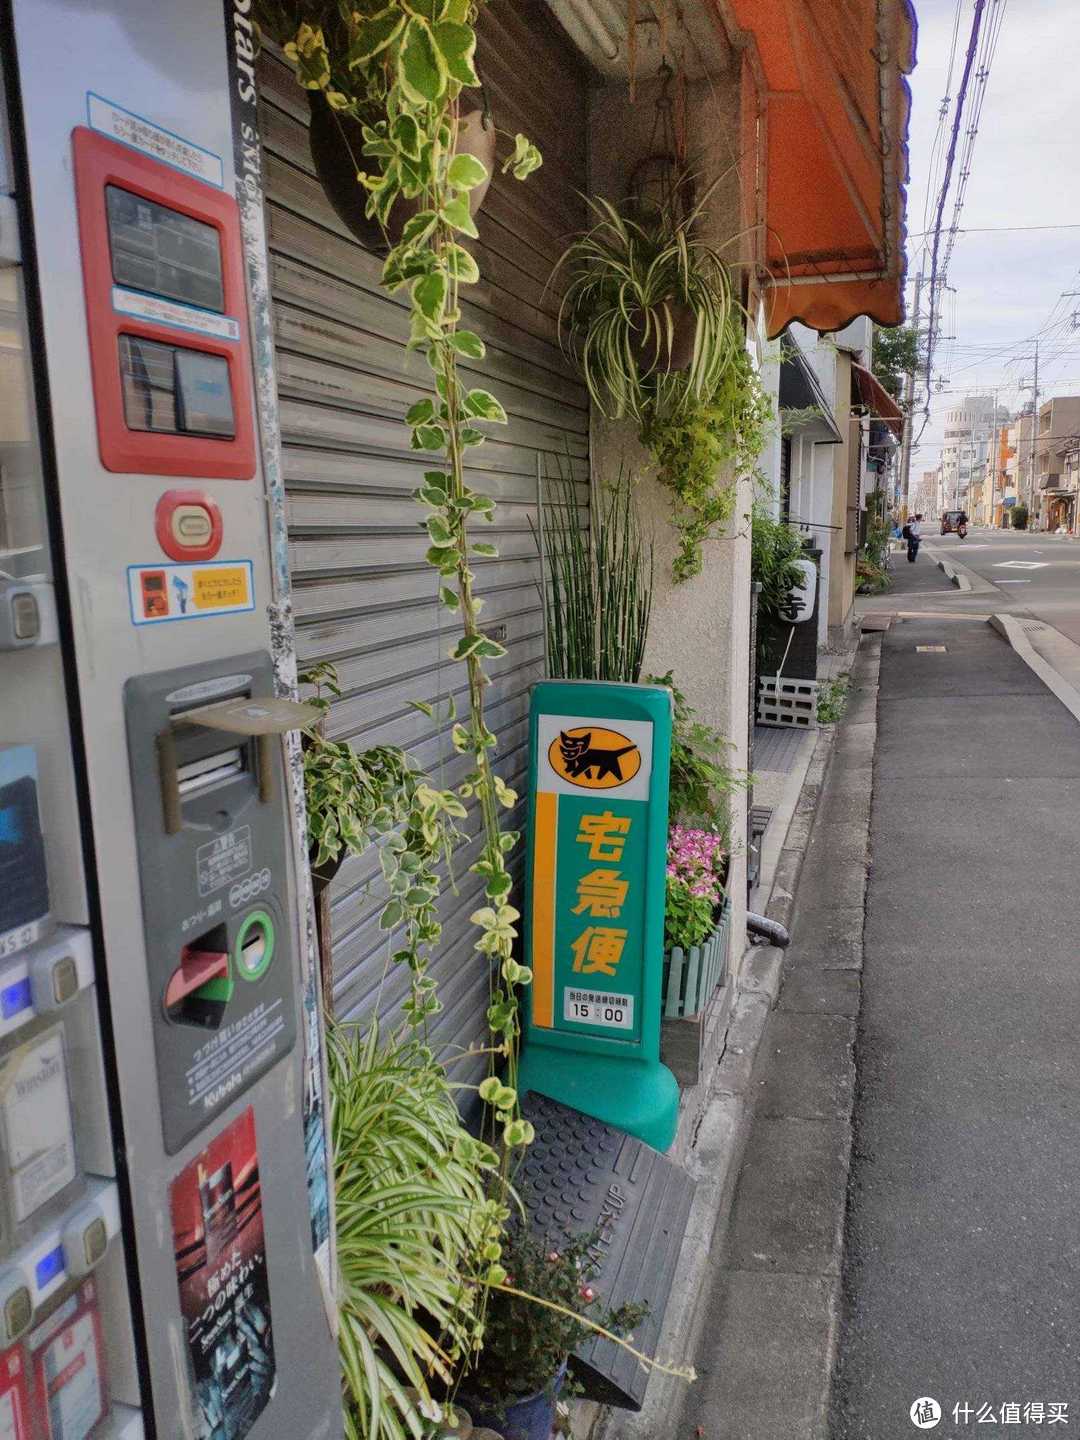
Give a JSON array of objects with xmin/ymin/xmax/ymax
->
[
  {"xmin": 27, "ymin": 1279, "xmax": 108, "ymax": 1440},
  {"xmin": 0, "ymin": 1025, "xmax": 79, "ymax": 1236},
  {"xmin": 0, "ymin": 749, "xmax": 49, "ymax": 950}
]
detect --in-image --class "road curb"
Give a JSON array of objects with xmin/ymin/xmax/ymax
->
[
  {"xmin": 989, "ymin": 613, "xmax": 1080, "ymax": 725},
  {"xmin": 924, "ymin": 543, "xmax": 997, "ymax": 595},
  {"xmin": 597, "ymin": 717, "xmax": 843, "ymax": 1440}
]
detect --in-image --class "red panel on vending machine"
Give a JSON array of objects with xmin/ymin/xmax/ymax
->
[
  {"xmin": 0, "ymin": 1343, "xmax": 31, "ymax": 1440},
  {"xmin": 72, "ymin": 126, "xmax": 256, "ymax": 479}
]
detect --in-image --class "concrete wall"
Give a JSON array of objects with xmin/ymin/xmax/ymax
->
[{"xmin": 588, "ymin": 52, "xmax": 751, "ymax": 966}]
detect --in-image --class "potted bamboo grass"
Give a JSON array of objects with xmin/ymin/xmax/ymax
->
[{"xmin": 534, "ymin": 465, "xmax": 653, "ymax": 684}]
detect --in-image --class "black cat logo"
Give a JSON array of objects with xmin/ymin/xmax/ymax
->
[{"xmin": 548, "ymin": 726, "xmax": 641, "ymax": 790}]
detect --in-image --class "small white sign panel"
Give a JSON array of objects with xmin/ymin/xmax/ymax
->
[
  {"xmin": 87, "ymin": 92, "xmax": 224, "ymax": 187},
  {"xmin": 563, "ymin": 988, "xmax": 635, "ymax": 1031}
]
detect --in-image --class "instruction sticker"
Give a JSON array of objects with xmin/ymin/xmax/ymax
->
[
  {"xmin": 86, "ymin": 92, "xmax": 224, "ymax": 187},
  {"xmin": 127, "ymin": 560, "xmax": 254, "ymax": 626},
  {"xmin": 111, "ymin": 286, "xmax": 240, "ymax": 342}
]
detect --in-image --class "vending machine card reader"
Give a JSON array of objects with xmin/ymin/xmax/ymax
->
[{"xmin": 124, "ymin": 655, "xmax": 311, "ymax": 1155}]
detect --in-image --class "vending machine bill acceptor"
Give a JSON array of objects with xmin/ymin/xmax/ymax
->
[{"xmin": 0, "ymin": 2, "xmax": 343, "ymax": 1436}]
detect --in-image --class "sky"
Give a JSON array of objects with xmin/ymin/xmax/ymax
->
[{"xmin": 904, "ymin": 0, "xmax": 1080, "ymax": 475}]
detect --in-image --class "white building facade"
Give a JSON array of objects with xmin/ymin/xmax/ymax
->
[{"xmin": 939, "ymin": 394, "xmax": 1007, "ymax": 512}]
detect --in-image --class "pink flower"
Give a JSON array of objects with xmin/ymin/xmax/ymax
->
[
  {"xmin": 580, "ymin": 1285, "xmax": 595, "ymax": 1303},
  {"xmin": 548, "ymin": 1251, "xmax": 560, "ymax": 1263}
]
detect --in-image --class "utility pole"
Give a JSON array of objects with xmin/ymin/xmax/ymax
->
[
  {"xmin": 898, "ymin": 269, "xmax": 923, "ymax": 516},
  {"xmin": 996, "ymin": 388, "xmax": 1002, "ymax": 529},
  {"xmin": 1029, "ymin": 340, "xmax": 1040, "ymax": 523},
  {"xmin": 1017, "ymin": 341, "xmax": 1041, "ymax": 523}
]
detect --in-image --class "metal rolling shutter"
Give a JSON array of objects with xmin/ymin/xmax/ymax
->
[{"xmin": 256, "ymin": 6, "xmax": 590, "ymax": 1072}]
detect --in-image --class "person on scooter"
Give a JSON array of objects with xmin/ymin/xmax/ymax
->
[
  {"xmin": 906, "ymin": 513, "xmax": 923, "ymax": 563},
  {"xmin": 957, "ymin": 509, "xmax": 969, "ymax": 540}
]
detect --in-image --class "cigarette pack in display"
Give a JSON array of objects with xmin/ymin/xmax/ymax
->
[
  {"xmin": 0, "ymin": 1343, "xmax": 31, "ymax": 1440},
  {"xmin": 27, "ymin": 1279, "xmax": 107, "ymax": 1440},
  {"xmin": 0, "ymin": 1026, "xmax": 79, "ymax": 1244},
  {"xmin": 0, "ymin": 748, "xmax": 50, "ymax": 960}
]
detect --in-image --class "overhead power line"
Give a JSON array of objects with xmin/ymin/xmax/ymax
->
[{"xmin": 923, "ymin": 0, "xmax": 992, "ymax": 407}]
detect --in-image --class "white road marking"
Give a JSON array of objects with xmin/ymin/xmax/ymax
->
[{"xmin": 994, "ymin": 561, "xmax": 1049, "ymax": 569}]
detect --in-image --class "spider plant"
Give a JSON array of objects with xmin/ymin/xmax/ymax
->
[
  {"xmin": 331, "ymin": 1022, "xmax": 499, "ymax": 1440},
  {"xmin": 534, "ymin": 463, "xmax": 653, "ymax": 683},
  {"xmin": 553, "ymin": 189, "xmax": 745, "ymax": 424}
]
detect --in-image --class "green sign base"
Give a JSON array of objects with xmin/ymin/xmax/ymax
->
[{"xmin": 518, "ymin": 1048, "xmax": 679, "ymax": 1154}]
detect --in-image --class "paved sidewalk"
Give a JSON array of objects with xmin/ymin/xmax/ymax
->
[
  {"xmin": 873, "ymin": 549, "xmax": 957, "ymax": 601},
  {"xmin": 831, "ymin": 617, "xmax": 1080, "ymax": 1437},
  {"xmin": 673, "ymin": 638, "xmax": 881, "ymax": 1440}
]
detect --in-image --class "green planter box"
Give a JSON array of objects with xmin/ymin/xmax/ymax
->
[{"xmin": 661, "ymin": 894, "xmax": 732, "ymax": 1020}]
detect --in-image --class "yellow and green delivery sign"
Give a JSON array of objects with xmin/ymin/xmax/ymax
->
[{"xmin": 519, "ymin": 681, "xmax": 679, "ymax": 1151}]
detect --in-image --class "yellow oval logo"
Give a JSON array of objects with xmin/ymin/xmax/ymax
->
[{"xmin": 547, "ymin": 726, "xmax": 641, "ymax": 790}]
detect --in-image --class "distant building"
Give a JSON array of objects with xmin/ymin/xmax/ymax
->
[
  {"xmin": 1034, "ymin": 396, "xmax": 1080, "ymax": 531},
  {"xmin": 912, "ymin": 468, "xmax": 938, "ymax": 518},
  {"xmin": 939, "ymin": 395, "xmax": 1008, "ymax": 512}
]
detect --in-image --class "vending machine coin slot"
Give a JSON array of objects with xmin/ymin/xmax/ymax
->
[{"xmin": 164, "ymin": 924, "xmax": 233, "ymax": 1031}]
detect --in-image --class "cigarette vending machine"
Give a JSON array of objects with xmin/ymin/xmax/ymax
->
[{"xmin": 0, "ymin": 2, "xmax": 343, "ymax": 1437}]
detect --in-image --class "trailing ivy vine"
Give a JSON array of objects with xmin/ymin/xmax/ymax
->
[
  {"xmin": 641, "ymin": 342, "xmax": 773, "ymax": 581},
  {"xmin": 262, "ymin": 2, "xmax": 541, "ymax": 1167},
  {"xmin": 301, "ymin": 662, "xmax": 466, "ymax": 1027}
]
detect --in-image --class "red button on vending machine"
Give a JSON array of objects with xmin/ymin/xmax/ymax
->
[{"xmin": 154, "ymin": 490, "xmax": 223, "ymax": 562}]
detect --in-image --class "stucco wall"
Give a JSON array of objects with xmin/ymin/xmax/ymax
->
[{"xmin": 588, "ymin": 57, "xmax": 751, "ymax": 965}]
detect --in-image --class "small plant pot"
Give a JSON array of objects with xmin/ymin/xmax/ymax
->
[
  {"xmin": 466, "ymin": 1362, "xmax": 567, "ymax": 1440},
  {"xmin": 308, "ymin": 92, "xmax": 496, "ymax": 252},
  {"xmin": 662, "ymin": 893, "xmax": 732, "ymax": 1019},
  {"xmin": 630, "ymin": 297, "xmax": 696, "ymax": 374},
  {"xmin": 309, "ymin": 849, "xmax": 344, "ymax": 896}
]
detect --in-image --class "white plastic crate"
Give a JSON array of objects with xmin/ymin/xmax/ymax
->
[{"xmin": 756, "ymin": 674, "xmax": 819, "ymax": 729}]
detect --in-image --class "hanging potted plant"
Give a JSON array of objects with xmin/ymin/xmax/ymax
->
[
  {"xmin": 553, "ymin": 188, "xmax": 771, "ymax": 582},
  {"xmin": 307, "ymin": 84, "xmax": 496, "ymax": 250},
  {"xmin": 463, "ymin": 1228, "xmax": 645, "ymax": 1440},
  {"xmin": 553, "ymin": 189, "xmax": 741, "ymax": 421},
  {"xmin": 257, "ymin": 6, "xmax": 497, "ymax": 250}
]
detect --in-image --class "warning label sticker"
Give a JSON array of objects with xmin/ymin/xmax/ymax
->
[
  {"xmin": 127, "ymin": 560, "xmax": 254, "ymax": 626},
  {"xmin": 197, "ymin": 827, "xmax": 252, "ymax": 897}
]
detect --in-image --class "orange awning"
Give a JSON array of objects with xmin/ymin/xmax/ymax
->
[
  {"xmin": 720, "ymin": 0, "xmax": 915, "ymax": 338},
  {"xmin": 852, "ymin": 363, "xmax": 904, "ymax": 437}
]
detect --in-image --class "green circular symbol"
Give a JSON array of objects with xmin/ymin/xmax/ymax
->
[{"xmin": 235, "ymin": 910, "xmax": 275, "ymax": 981}]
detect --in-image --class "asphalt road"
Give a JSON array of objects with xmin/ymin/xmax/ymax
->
[
  {"xmin": 926, "ymin": 527, "xmax": 1080, "ymax": 640},
  {"xmin": 831, "ymin": 606, "xmax": 1080, "ymax": 1437}
]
